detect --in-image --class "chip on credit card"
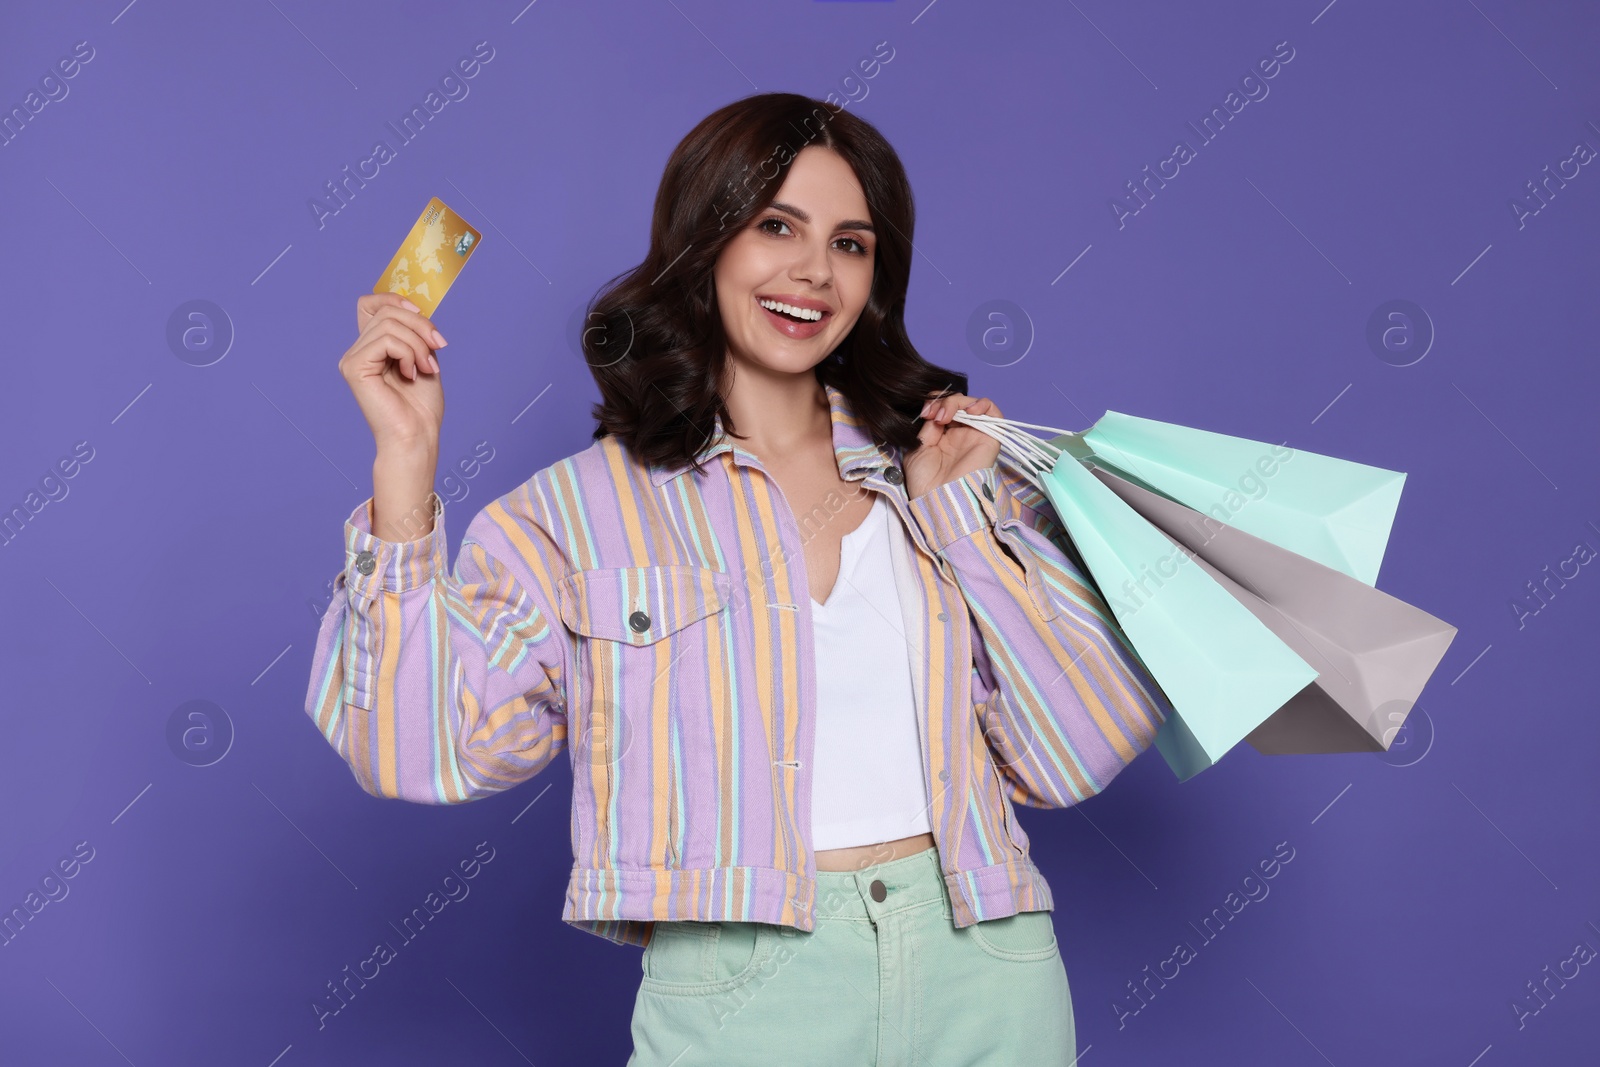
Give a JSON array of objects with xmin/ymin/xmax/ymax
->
[{"xmin": 373, "ymin": 197, "xmax": 483, "ymax": 317}]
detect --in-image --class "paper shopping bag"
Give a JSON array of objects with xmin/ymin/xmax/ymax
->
[
  {"xmin": 1076, "ymin": 412, "xmax": 1407, "ymax": 587},
  {"xmin": 1028, "ymin": 445, "xmax": 1320, "ymax": 781},
  {"xmin": 1087, "ymin": 464, "xmax": 1459, "ymax": 755}
]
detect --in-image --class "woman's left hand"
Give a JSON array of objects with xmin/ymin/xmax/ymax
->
[{"xmin": 904, "ymin": 392, "xmax": 1003, "ymax": 500}]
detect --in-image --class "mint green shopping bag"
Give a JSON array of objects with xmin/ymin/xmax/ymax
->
[
  {"xmin": 1077, "ymin": 413, "xmax": 1407, "ymax": 587},
  {"xmin": 1025, "ymin": 440, "xmax": 1319, "ymax": 781}
]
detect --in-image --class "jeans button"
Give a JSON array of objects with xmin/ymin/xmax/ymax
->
[
  {"xmin": 353, "ymin": 550, "xmax": 376, "ymax": 576},
  {"xmin": 869, "ymin": 879, "xmax": 887, "ymax": 902},
  {"xmin": 628, "ymin": 610, "xmax": 651, "ymax": 633},
  {"xmin": 883, "ymin": 466, "xmax": 903, "ymax": 485}
]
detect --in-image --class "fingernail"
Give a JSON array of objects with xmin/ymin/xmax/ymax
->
[
  {"xmin": 401, "ymin": 299, "xmax": 421, "ymax": 313},
  {"xmin": 432, "ymin": 330, "xmax": 448, "ymax": 348},
  {"xmin": 920, "ymin": 401, "xmax": 932, "ymax": 417}
]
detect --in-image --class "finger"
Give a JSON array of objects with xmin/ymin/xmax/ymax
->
[
  {"xmin": 364, "ymin": 303, "xmax": 448, "ymax": 349},
  {"xmin": 349, "ymin": 335, "xmax": 414, "ymax": 381},
  {"xmin": 937, "ymin": 393, "xmax": 971, "ymax": 424},
  {"xmin": 371, "ymin": 318, "xmax": 434, "ymax": 374},
  {"xmin": 357, "ymin": 330, "xmax": 427, "ymax": 381},
  {"xmin": 920, "ymin": 388, "xmax": 957, "ymax": 420},
  {"xmin": 377, "ymin": 334, "xmax": 425, "ymax": 382},
  {"xmin": 357, "ymin": 291, "xmax": 421, "ymax": 332}
]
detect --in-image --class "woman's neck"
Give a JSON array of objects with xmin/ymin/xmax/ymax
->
[{"xmin": 720, "ymin": 365, "xmax": 831, "ymax": 463}]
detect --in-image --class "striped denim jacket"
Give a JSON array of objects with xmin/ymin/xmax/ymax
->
[{"xmin": 304, "ymin": 383, "xmax": 1172, "ymax": 947}]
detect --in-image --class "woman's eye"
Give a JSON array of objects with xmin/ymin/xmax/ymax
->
[{"xmin": 757, "ymin": 217, "xmax": 867, "ymax": 256}]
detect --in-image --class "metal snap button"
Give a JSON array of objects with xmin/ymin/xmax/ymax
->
[
  {"xmin": 628, "ymin": 610, "xmax": 651, "ymax": 633},
  {"xmin": 869, "ymin": 879, "xmax": 887, "ymax": 902},
  {"xmin": 883, "ymin": 466, "xmax": 903, "ymax": 485},
  {"xmin": 354, "ymin": 550, "xmax": 376, "ymax": 576},
  {"xmin": 936, "ymin": 611, "xmax": 947, "ymax": 621},
  {"xmin": 939, "ymin": 769, "xmax": 950, "ymax": 782}
]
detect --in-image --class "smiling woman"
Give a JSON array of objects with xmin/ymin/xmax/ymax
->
[
  {"xmin": 313, "ymin": 89, "xmax": 1174, "ymax": 1067},
  {"xmin": 578, "ymin": 93, "xmax": 959, "ymax": 470}
]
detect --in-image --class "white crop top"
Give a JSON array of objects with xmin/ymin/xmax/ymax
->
[{"xmin": 809, "ymin": 493, "xmax": 934, "ymax": 851}]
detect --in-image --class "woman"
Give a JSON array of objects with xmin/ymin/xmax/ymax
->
[{"xmin": 306, "ymin": 92, "xmax": 1172, "ymax": 1064}]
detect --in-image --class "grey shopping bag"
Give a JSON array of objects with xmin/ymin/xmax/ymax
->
[{"xmin": 1086, "ymin": 463, "xmax": 1458, "ymax": 755}]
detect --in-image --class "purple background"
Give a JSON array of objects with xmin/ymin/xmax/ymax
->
[{"xmin": 3, "ymin": 0, "xmax": 1597, "ymax": 1063}]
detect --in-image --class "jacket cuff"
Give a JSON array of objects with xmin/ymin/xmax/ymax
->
[
  {"xmin": 907, "ymin": 465, "xmax": 998, "ymax": 552},
  {"xmin": 343, "ymin": 493, "xmax": 447, "ymax": 598}
]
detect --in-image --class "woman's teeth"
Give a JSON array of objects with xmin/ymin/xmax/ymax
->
[{"xmin": 759, "ymin": 298, "xmax": 824, "ymax": 322}]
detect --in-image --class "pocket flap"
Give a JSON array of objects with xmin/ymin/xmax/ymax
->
[{"xmin": 558, "ymin": 565, "xmax": 733, "ymax": 646}]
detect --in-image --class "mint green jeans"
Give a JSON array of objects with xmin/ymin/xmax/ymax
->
[{"xmin": 625, "ymin": 846, "xmax": 1077, "ymax": 1065}]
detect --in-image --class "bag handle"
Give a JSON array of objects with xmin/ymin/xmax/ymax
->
[{"xmin": 947, "ymin": 410, "xmax": 1078, "ymax": 494}]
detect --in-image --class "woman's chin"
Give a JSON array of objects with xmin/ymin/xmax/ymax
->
[{"xmin": 731, "ymin": 347, "xmax": 834, "ymax": 378}]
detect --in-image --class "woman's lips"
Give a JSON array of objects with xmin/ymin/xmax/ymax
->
[{"xmin": 758, "ymin": 299, "xmax": 831, "ymax": 339}]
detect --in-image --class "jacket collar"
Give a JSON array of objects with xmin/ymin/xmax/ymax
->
[{"xmin": 648, "ymin": 382, "xmax": 895, "ymax": 486}]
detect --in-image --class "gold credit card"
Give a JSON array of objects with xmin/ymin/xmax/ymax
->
[{"xmin": 373, "ymin": 197, "xmax": 483, "ymax": 316}]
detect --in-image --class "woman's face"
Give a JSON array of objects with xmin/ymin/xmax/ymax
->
[{"xmin": 713, "ymin": 145, "xmax": 878, "ymax": 379}]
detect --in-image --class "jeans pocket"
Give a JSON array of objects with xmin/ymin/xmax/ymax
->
[
  {"xmin": 967, "ymin": 909, "xmax": 1060, "ymax": 963},
  {"xmin": 640, "ymin": 921, "xmax": 776, "ymax": 996}
]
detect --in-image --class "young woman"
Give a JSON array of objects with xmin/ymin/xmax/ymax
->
[{"xmin": 306, "ymin": 92, "xmax": 1172, "ymax": 1064}]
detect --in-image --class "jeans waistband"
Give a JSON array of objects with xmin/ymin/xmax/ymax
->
[{"xmin": 811, "ymin": 845, "xmax": 948, "ymax": 923}]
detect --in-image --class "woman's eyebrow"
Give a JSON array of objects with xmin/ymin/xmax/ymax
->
[{"xmin": 767, "ymin": 200, "xmax": 875, "ymax": 234}]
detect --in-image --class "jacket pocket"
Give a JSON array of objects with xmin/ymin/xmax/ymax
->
[
  {"xmin": 557, "ymin": 565, "xmax": 733, "ymax": 867},
  {"xmin": 558, "ymin": 565, "xmax": 732, "ymax": 645}
]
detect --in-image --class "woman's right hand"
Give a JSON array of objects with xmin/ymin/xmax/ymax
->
[{"xmin": 339, "ymin": 292, "xmax": 448, "ymax": 452}]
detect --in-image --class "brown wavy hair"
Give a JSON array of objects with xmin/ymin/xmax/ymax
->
[{"xmin": 582, "ymin": 91, "xmax": 967, "ymax": 474}]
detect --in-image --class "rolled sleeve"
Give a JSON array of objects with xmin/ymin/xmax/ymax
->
[
  {"xmin": 343, "ymin": 492, "xmax": 447, "ymax": 600},
  {"xmin": 906, "ymin": 464, "xmax": 998, "ymax": 552}
]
